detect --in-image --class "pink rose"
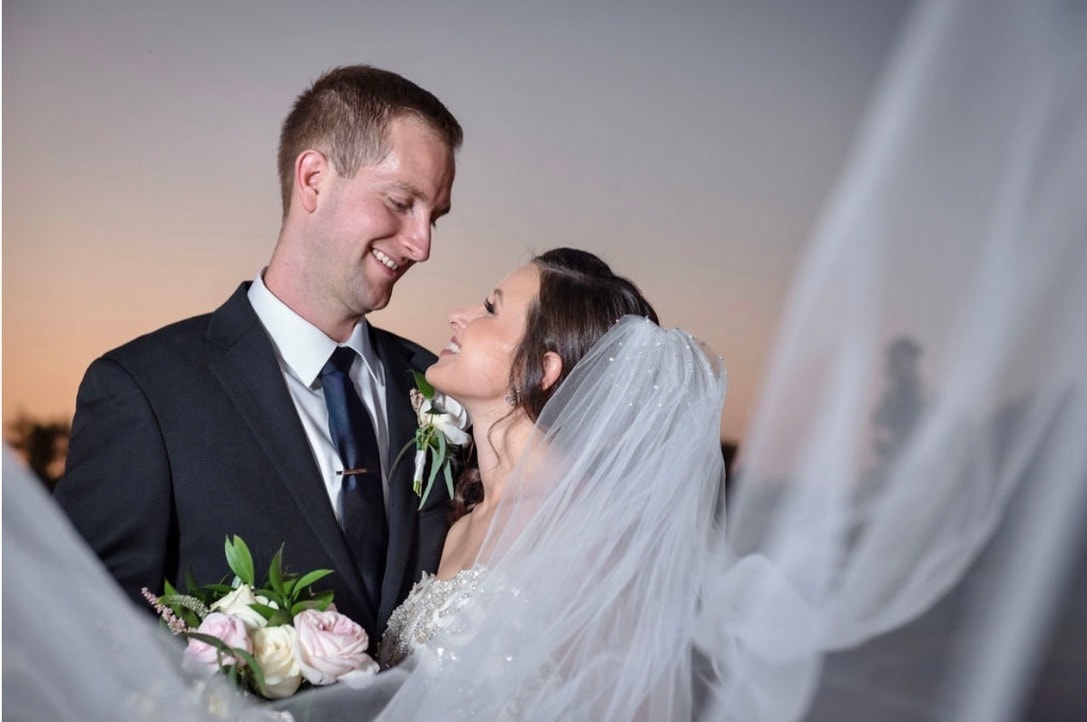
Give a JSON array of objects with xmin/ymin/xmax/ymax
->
[
  {"xmin": 293, "ymin": 609, "xmax": 377, "ymax": 686},
  {"xmin": 183, "ymin": 612, "xmax": 252, "ymax": 674}
]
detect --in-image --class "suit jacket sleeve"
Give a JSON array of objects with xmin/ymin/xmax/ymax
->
[{"xmin": 54, "ymin": 356, "xmax": 174, "ymax": 606}]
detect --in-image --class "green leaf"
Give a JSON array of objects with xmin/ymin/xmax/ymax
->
[
  {"xmin": 183, "ymin": 567, "xmax": 200, "ymax": 595},
  {"xmin": 249, "ymin": 602, "xmax": 278, "ymax": 621},
  {"xmin": 292, "ymin": 568, "xmax": 334, "ymax": 598},
  {"xmin": 435, "ymin": 426, "xmax": 447, "ymax": 461},
  {"xmin": 163, "ymin": 579, "xmax": 179, "ymax": 598},
  {"xmin": 443, "ymin": 460, "xmax": 455, "ymax": 500},
  {"xmin": 265, "ymin": 607, "xmax": 294, "ymax": 628},
  {"xmin": 292, "ymin": 590, "xmax": 335, "ymax": 616},
  {"xmin": 224, "ymin": 535, "xmax": 255, "ymax": 587},
  {"xmin": 203, "ymin": 583, "xmax": 236, "ymax": 597},
  {"xmin": 419, "ymin": 445, "xmax": 442, "ymax": 507},
  {"xmin": 233, "ymin": 648, "xmax": 270, "ymax": 698},
  {"xmin": 411, "ymin": 370, "xmax": 434, "ymax": 398},
  {"xmin": 268, "ymin": 545, "xmax": 285, "ymax": 597}
]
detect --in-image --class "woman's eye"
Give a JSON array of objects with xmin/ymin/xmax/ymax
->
[{"xmin": 483, "ymin": 299, "xmax": 496, "ymax": 314}]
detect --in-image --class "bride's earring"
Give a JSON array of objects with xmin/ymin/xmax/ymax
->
[{"xmin": 506, "ymin": 388, "xmax": 521, "ymax": 407}]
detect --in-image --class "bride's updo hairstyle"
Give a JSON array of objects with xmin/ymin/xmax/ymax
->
[
  {"xmin": 453, "ymin": 247, "xmax": 657, "ymax": 516},
  {"xmin": 512, "ymin": 248, "xmax": 658, "ymax": 422}
]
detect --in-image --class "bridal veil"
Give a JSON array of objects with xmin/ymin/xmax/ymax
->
[
  {"xmin": 374, "ymin": 0, "xmax": 1087, "ymax": 717},
  {"xmin": 335, "ymin": 0, "xmax": 1087, "ymax": 714},
  {"xmin": 5, "ymin": 0, "xmax": 1085, "ymax": 718},
  {"xmin": 704, "ymin": 0, "xmax": 1087, "ymax": 718}
]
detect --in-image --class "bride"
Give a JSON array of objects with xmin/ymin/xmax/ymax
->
[
  {"xmin": 366, "ymin": 249, "xmax": 725, "ymax": 721},
  {"xmin": 5, "ymin": 0, "xmax": 1085, "ymax": 718},
  {"xmin": 377, "ymin": 247, "xmax": 668, "ymax": 672}
]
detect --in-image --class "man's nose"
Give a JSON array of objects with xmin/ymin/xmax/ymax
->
[{"xmin": 401, "ymin": 218, "xmax": 432, "ymax": 263}]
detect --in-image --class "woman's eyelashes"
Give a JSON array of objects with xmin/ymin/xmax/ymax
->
[{"xmin": 483, "ymin": 298, "xmax": 496, "ymax": 314}]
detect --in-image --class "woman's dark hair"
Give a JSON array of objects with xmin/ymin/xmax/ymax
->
[{"xmin": 452, "ymin": 248, "xmax": 658, "ymax": 517}]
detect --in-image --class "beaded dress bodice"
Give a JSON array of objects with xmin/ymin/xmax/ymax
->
[{"xmin": 379, "ymin": 566, "xmax": 487, "ymax": 668}]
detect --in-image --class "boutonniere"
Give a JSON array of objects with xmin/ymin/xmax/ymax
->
[{"xmin": 391, "ymin": 371, "xmax": 471, "ymax": 508}]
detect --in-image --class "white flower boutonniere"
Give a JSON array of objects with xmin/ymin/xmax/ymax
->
[{"xmin": 391, "ymin": 371, "xmax": 471, "ymax": 508}]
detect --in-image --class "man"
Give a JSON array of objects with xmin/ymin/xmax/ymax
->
[{"xmin": 54, "ymin": 65, "xmax": 462, "ymax": 647}]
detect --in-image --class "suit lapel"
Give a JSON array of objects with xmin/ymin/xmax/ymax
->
[
  {"xmin": 372, "ymin": 328, "xmax": 427, "ymax": 620},
  {"xmin": 204, "ymin": 285, "xmax": 375, "ymax": 629}
]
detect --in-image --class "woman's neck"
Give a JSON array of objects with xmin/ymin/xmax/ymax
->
[{"xmin": 468, "ymin": 405, "xmax": 534, "ymax": 513}]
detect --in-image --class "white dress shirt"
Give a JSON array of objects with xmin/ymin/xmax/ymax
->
[{"xmin": 247, "ymin": 272, "xmax": 390, "ymax": 519}]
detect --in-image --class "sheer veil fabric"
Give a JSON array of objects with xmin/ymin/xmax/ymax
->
[
  {"xmin": 2, "ymin": 448, "xmax": 258, "ymax": 721},
  {"xmin": 704, "ymin": 0, "xmax": 1087, "ymax": 719},
  {"xmin": 367, "ymin": 319, "xmax": 729, "ymax": 721},
  {"xmin": 5, "ymin": 0, "xmax": 1086, "ymax": 720}
]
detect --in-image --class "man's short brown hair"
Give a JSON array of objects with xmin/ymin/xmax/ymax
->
[{"xmin": 277, "ymin": 65, "xmax": 463, "ymax": 217}]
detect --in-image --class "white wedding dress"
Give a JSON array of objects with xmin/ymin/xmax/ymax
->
[
  {"xmin": 5, "ymin": 0, "xmax": 1085, "ymax": 719},
  {"xmin": 378, "ymin": 567, "xmax": 487, "ymax": 668}
]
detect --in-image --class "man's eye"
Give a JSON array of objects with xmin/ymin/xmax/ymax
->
[{"xmin": 390, "ymin": 198, "xmax": 411, "ymax": 211}]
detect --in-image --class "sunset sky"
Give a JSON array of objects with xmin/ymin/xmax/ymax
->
[{"xmin": 3, "ymin": 0, "xmax": 913, "ymax": 443}]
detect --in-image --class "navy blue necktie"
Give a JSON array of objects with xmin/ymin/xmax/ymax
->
[{"xmin": 321, "ymin": 346, "xmax": 387, "ymax": 612}]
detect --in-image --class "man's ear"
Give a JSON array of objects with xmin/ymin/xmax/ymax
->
[
  {"xmin": 294, "ymin": 149, "xmax": 328, "ymax": 214},
  {"xmin": 540, "ymin": 351, "xmax": 563, "ymax": 392}
]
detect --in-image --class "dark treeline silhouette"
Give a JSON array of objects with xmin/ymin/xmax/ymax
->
[{"xmin": 6, "ymin": 413, "xmax": 71, "ymax": 489}]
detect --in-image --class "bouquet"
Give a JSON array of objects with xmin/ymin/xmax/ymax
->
[{"xmin": 144, "ymin": 536, "xmax": 378, "ymax": 699}]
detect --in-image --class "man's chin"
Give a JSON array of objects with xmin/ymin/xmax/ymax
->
[{"xmin": 354, "ymin": 285, "xmax": 392, "ymax": 314}]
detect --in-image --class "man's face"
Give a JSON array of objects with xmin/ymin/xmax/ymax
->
[{"xmin": 308, "ymin": 114, "xmax": 455, "ymax": 318}]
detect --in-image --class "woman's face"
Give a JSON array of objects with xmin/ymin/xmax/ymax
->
[{"xmin": 426, "ymin": 263, "xmax": 540, "ymax": 408}]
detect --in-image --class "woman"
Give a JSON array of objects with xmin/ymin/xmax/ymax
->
[
  {"xmin": 365, "ymin": 247, "xmax": 726, "ymax": 718},
  {"xmin": 374, "ymin": 247, "xmax": 718, "ymax": 678}
]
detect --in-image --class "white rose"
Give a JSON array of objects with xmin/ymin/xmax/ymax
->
[
  {"xmin": 251, "ymin": 625, "xmax": 303, "ymax": 699},
  {"xmin": 419, "ymin": 394, "xmax": 471, "ymax": 446},
  {"xmin": 210, "ymin": 585, "xmax": 276, "ymax": 630}
]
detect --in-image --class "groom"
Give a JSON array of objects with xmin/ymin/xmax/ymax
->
[{"xmin": 54, "ymin": 65, "xmax": 461, "ymax": 647}]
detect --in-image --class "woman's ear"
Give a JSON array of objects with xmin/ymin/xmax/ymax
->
[{"xmin": 540, "ymin": 351, "xmax": 564, "ymax": 392}]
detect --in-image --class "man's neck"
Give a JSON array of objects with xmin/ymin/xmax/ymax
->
[{"xmin": 261, "ymin": 265, "xmax": 362, "ymax": 343}]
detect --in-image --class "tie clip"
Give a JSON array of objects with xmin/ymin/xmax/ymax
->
[{"xmin": 337, "ymin": 468, "xmax": 371, "ymax": 476}]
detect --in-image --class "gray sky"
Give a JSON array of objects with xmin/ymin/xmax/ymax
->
[{"xmin": 3, "ymin": 0, "xmax": 914, "ymax": 441}]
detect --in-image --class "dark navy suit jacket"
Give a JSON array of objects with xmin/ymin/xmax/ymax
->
[{"xmin": 55, "ymin": 283, "xmax": 450, "ymax": 644}]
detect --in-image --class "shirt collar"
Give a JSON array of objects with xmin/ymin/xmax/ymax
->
[{"xmin": 247, "ymin": 270, "xmax": 384, "ymax": 388}]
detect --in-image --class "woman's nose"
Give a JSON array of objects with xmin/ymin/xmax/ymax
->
[{"xmin": 449, "ymin": 303, "xmax": 484, "ymax": 329}]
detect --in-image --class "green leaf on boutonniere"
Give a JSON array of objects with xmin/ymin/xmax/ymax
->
[
  {"xmin": 421, "ymin": 444, "xmax": 443, "ymax": 507},
  {"xmin": 443, "ymin": 460, "xmax": 455, "ymax": 499},
  {"xmin": 411, "ymin": 369, "xmax": 434, "ymax": 399},
  {"xmin": 224, "ymin": 535, "xmax": 255, "ymax": 587}
]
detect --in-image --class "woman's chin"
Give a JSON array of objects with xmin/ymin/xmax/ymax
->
[{"xmin": 424, "ymin": 363, "xmax": 452, "ymax": 397}]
